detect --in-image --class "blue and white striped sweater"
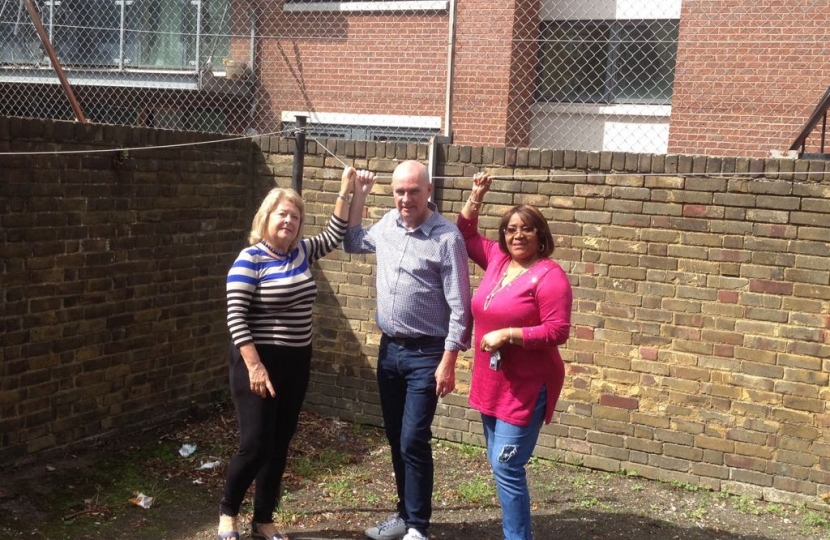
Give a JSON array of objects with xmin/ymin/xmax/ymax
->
[{"xmin": 226, "ymin": 214, "xmax": 347, "ymax": 348}]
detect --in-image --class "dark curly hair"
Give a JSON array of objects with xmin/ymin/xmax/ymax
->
[{"xmin": 497, "ymin": 205, "xmax": 555, "ymax": 258}]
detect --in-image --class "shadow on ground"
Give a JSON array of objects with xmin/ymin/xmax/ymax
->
[
  {"xmin": 291, "ymin": 509, "xmax": 788, "ymax": 540},
  {"xmin": 1, "ymin": 406, "xmax": 828, "ymax": 540}
]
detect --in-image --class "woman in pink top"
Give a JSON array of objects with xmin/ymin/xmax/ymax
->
[{"xmin": 456, "ymin": 172, "xmax": 572, "ymax": 540}]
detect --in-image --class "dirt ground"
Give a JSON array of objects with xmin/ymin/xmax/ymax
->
[{"xmin": 1, "ymin": 402, "xmax": 829, "ymax": 540}]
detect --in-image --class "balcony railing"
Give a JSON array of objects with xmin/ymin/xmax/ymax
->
[{"xmin": 0, "ymin": 0, "xmax": 231, "ymax": 76}]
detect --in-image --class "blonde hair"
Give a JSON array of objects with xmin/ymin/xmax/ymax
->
[{"xmin": 248, "ymin": 187, "xmax": 305, "ymax": 251}]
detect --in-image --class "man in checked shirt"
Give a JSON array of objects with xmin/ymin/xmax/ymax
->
[{"xmin": 343, "ymin": 160, "xmax": 472, "ymax": 540}]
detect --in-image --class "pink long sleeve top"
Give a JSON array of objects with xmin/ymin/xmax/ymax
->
[{"xmin": 457, "ymin": 213, "xmax": 573, "ymax": 426}]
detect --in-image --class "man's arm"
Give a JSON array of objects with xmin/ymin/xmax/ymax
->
[
  {"xmin": 435, "ymin": 350, "xmax": 459, "ymax": 398},
  {"xmin": 435, "ymin": 230, "xmax": 473, "ymax": 397},
  {"xmin": 441, "ymin": 231, "xmax": 473, "ymax": 352}
]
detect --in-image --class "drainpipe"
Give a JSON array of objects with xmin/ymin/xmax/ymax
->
[
  {"xmin": 194, "ymin": 0, "xmax": 202, "ymax": 76},
  {"xmin": 247, "ymin": 8, "xmax": 258, "ymax": 135},
  {"xmin": 443, "ymin": 0, "xmax": 457, "ymax": 140},
  {"xmin": 428, "ymin": 0, "xmax": 457, "ymax": 198}
]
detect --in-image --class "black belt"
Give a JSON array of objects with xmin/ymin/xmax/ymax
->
[{"xmin": 383, "ymin": 334, "xmax": 444, "ymax": 348}]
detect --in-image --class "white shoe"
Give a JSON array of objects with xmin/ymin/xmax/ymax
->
[
  {"xmin": 365, "ymin": 515, "xmax": 407, "ymax": 540},
  {"xmin": 402, "ymin": 527, "xmax": 428, "ymax": 540}
]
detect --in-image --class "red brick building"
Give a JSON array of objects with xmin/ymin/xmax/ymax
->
[{"xmin": 0, "ymin": 0, "xmax": 827, "ymax": 157}]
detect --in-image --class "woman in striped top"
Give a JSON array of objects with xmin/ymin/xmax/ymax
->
[{"xmin": 218, "ymin": 168, "xmax": 356, "ymax": 540}]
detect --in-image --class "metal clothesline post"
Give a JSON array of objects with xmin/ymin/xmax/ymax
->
[{"xmin": 23, "ymin": 0, "xmax": 86, "ymax": 123}]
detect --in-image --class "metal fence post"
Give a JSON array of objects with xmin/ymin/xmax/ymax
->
[{"xmin": 292, "ymin": 115, "xmax": 307, "ymax": 194}]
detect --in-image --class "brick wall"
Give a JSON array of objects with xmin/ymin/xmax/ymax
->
[
  {"xmin": 3, "ymin": 117, "xmax": 830, "ymax": 510},
  {"xmin": 669, "ymin": 0, "xmax": 830, "ymax": 157},
  {"xmin": 0, "ymin": 118, "xmax": 258, "ymax": 462},
  {"xmin": 257, "ymin": 10, "xmax": 448, "ymax": 127},
  {"xmin": 293, "ymin": 143, "xmax": 830, "ymax": 510}
]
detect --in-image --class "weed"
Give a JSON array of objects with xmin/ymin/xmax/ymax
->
[
  {"xmin": 766, "ymin": 504, "xmax": 786, "ymax": 517},
  {"xmin": 571, "ymin": 476, "xmax": 590, "ymax": 489},
  {"xmin": 274, "ymin": 506, "xmax": 304, "ymax": 525},
  {"xmin": 670, "ymin": 480, "xmax": 700, "ymax": 492},
  {"xmin": 291, "ymin": 456, "xmax": 316, "ymax": 478},
  {"xmin": 802, "ymin": 511, "xmax": 830, "ymax": 528},
  {"xmin": 716, "ymin": 489, "xmax": 731, "ymax": 500},
  {"xmin": 446, "ymin": 441, "xmax": 485, "ymax": 459},
  {"xmin": 290, "ymin": 448, "xmax": 351, "ymax": 479},
  {"xmin": 538, "ymin": 480, "xmax": 559, "ymax": 494},
  {"xmin": 350, "ymin": 422, "xmax": 376, "ymax": 438},
  {"xmin": 577, "ymin": 496, "xmax": 600, "ymax": 508},
  {"xmin": 689, "ymin": 506, "xmax": 708, "ymax": 520},
  {"xmin": 456, "ymin": 475, "xmax": 495, "ymax": 503},
  {"xmin": 325, "ymin": 478, "xmax": 357, "ymax": 505},
  {"xmin": 631, "ymin": 484, "xmax": 644, "ymax": 492},
  {"xmin": 732, "ymin": 494, "xmax": 762, "ymax": 516}
]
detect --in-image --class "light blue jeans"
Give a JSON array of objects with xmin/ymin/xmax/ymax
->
[{"xmin": 481, "ymin": 387, "xmax": 546, "ymax": 540}]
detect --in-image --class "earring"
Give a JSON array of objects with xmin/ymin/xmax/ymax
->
[{"xmin": 538, "ymin": 244, "xmax": 545, "ymax": 252}]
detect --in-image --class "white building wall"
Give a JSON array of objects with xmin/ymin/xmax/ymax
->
[
  {"xmin": 540, "ymin": 0, "xmax": 681, "ymax": 21},
  {"xmin": 531, "ymin": 104, "xmax": 671, "ymax": 154}
]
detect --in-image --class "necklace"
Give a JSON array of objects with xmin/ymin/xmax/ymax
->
[
  {"xmin": 260, "ymin": 239, "xmax": 289, "ymax": 257},
  {"xmin": 483, "ymin": 260, "xmax": 532, "ymax": 311}
]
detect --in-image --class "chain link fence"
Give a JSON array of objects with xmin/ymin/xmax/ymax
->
[{"xmin": 0, "ymin": 0, "xmax": 826, "ymax": 156}]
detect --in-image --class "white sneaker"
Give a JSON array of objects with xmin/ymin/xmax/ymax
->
[
  {"xmin": 365, "ymin": 515, "xmax": 407, "ymax": 540},
  {"xmin": 402, "ymin": 527, "xmax": 428, "ymax": 540}
]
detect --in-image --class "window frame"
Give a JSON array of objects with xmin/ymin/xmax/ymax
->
[
  {"xmin": 282, "ymin": 1, "xmax": 448, "ymax": 14},
  {"xmin": 281, "ymin": 111, "xmax": 441, "ymax": 143}
]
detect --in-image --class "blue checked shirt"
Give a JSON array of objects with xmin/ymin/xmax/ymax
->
[{"xmin": 343, "ymin": 203, "xmax": 472, "ymax": 352}]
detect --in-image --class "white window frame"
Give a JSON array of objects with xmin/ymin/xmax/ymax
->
[
  {"xmin": 281, "ymin": 111, "xmax": 441, "ymax": 142},
  {"xmin": 283, "ymin": 1, "xmax": 448, "ymax": 14}
]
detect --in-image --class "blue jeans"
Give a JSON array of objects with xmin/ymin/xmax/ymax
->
[
  {"xmin": 377, "ymin": 335, "xmax": 444, "ymax": 535},
  {"xmin": 482, "ymin": 387, "xmax": 546, "ymax": 540}
]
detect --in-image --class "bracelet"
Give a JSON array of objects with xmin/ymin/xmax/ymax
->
[
  {"xmin": 509, "ymin": 327, "xmax": 514, "ymax": 345},
  {"xmin": 468, "ymin": 195, "xmax": 483, "ymax": 206},
  {"xmin": 337, "ymin": 193, "xmax": 351, "ymax": 202}
]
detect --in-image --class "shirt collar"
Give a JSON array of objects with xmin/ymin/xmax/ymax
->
[{"xmin": 395, "ymin": 201, "xmax": 440, "ymax": 235}]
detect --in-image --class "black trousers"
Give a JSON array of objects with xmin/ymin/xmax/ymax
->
[{"xmin": 220, "ymin": 342, "xmax": 311, "ymax": 523}]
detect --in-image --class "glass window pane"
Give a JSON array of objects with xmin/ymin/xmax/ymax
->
[
  {"xmin": 614, "ymin": 20, "xmax": 678, "ymax": 104},
  {"xmin": 0, "ymin": 0, "xmax": 47, "ymax": 64},
  {"xmin": 538, "ymin": 21, "xmax": 609, "ymax": 103},
  {"xmin": 537, "ymin": 18, "xmax": 678, "ymax": 106},
  {"xmin": 54, "ymin": 0, "xmax": 121, "ymax": 67},
  {"xmin": 126, "ymin": 0, "xmax": 196, "ymax": 69},
  {"xmin": 202, "ymin": 0, "xmax": 231, "ymax": 69}
]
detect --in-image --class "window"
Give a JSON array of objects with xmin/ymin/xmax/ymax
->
[
  {"xmin": 281, "ymin": 112, "xmax": 441, "ymax": 143},
  {"xmin": 0, "ymin": 0, "xmax": 48, "ymax": 64},
  {"xmin": 282, "ymin": 121, "xmax": 440, "ymax": 143},
  {"xmin": 0, "ymin": 0, "xmax": 230, "ymax": 70},
  {"xmin": 537, "ymin": 19, "xmax": 679, "ymax": 105}
]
